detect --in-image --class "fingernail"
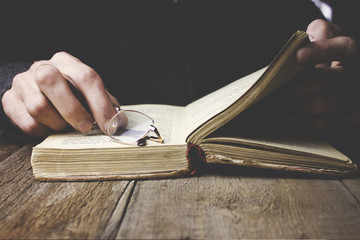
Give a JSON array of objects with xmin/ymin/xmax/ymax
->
[
  {"xmin": 77, "ymin": 119, "xmax": 94, "ymax": 132},
  {"xmin": 308, "ymin": 34, "xmax": 316, "ymax": 42}
]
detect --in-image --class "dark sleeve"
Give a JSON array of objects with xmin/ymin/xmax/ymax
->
[
  {"xmin": 0, "ymin": 1, "xmax": 67, "ymax": 144},
  {"xmin": 0, "ymin": 62, "xmax": 37, "ymax": 144}
]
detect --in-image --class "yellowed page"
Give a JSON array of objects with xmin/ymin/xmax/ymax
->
[
  {"xmin": 36, "ymin": 104, "xmax": 187, "ymax": 149},
  {"xmin": 201, "ymin": 135, "xmax": 349, "ymax": 162},
  {"xmin": 185, "ymin": 67, "xmax": 267, "ymax": 135}
]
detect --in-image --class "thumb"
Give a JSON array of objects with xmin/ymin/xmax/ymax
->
[
  {"xmin": 107, "ymin": 90, "xmax": 121, "ymax": 108},
  {"xmin": 306, "ymin": 19, "xmax": 342, "ymax": 42},
  {"xmin": 297, "ymin": 19, "xmax": 347, "ymax": 67}
]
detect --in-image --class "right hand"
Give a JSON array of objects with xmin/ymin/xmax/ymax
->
[{"xmin": 1, "ymin": 52, "xmax": 119, "ymax": 138}]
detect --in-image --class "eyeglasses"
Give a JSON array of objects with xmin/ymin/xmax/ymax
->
[{"xmin": 105, "ymin": 108, "xmax": 164, "ymax": 146}]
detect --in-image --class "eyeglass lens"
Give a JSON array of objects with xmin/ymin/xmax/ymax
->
[{"xmin": 105, "ymin": 110, "xmax": 154, "ymax": 143}]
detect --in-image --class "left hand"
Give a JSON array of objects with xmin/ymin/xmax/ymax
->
[{"xmin": 283, "ymin": 19, "xmax": 360, "ymax": 132}]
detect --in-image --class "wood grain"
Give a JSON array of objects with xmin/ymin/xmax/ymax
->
[
  {"xmin": 101, "ymin": 181, "xmax": 135, "ymax": 239},
  {"xmin": 0, "ymin": 139, "xmax": 19, "ymax": 162},
  {"xmin": 341, "ymin": 147, "xmax": 360, "ymax": 203},
  {"xmin": 0, "ymin": 145, "xmax": 130, "ymax": 239},
  {"xmin": 1, "ymin": 144, "xmax": 360, "ymax": 239},
  {"xmin": 117, "ymin": 175, "xmax": 360, "ymax": 239},
  {"xmin": 342, "ymin": 177, "xmax": 360, "ymax": 203}
]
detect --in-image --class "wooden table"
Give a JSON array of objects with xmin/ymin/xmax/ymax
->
[{"xmin": 1, "ymin": 141, "xmax": 360, "ymax": 239}]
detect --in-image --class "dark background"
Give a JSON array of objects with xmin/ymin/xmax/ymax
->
[{"xmin": 0, "ymin": 0, "xmax": 326, "ymax": 106}]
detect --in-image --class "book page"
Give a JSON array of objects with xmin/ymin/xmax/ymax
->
[
  {"xmin": 185, "ymin": 67, "xmax": 267, "ymax": 135},
  {"xmin": 36, "ymin": 104, "xmax": 187, "ymax": 149},
  {"xmin": 202, "ymin": 134, "xmax": 349, "ymax": 162}
]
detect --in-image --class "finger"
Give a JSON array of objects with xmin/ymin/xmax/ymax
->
[
  {"xmin": 31, "ymin": 58, "xmax": 119, "ymax": 133},
  {"xmin": 2, "ymin": 90, "xmax": 52, "ymax": 137},
  {"xmin": 107, "ymin": 90, "xmax": 120, "ymax": 107},
  {"xmin": 306, "ymin": 20, "xmax": 343, "ymax": 68},
  {"xmin": 297, "ymin": 36, "xmax": 359, "ymax": 65},
  {"xmin": 12, "ymin": 71, "xmax": 68, "ymax": 131},
  {"xmin": 306, "ymin": 19, "xmax": 342, "ymax": 42},
  {"xmin": 32, "ymin": 63, "xmax": 95, "ymax": 132},
  {"xmin": 305, "ymin": 20, "xmax": 343, "ymax": 68},
  {"xmin": 49, "ymin": 52, "xmax": 117, "ymax": 132}
]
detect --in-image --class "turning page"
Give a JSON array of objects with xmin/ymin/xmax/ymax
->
[{"xmin": 185, "ymin": 67, "xmax": 267, "ymax": 136}]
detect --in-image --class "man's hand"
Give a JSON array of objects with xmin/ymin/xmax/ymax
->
[
  {"xmin": 1, "ymin": 52, "xmax": 119, "ymax": 138},
  {"xmin": 284, "ymin": 19, "xmax": 360, "ymax": 131}
]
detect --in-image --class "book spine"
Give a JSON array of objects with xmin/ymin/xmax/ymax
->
[{"xmin": 186, "ymin": 144, "xmax": 207, "ymax": 175}]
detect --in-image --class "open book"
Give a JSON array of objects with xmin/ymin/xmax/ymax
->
[{"xmin": 31, "ymin": 32, "xmax": 357, "ymax": 181}]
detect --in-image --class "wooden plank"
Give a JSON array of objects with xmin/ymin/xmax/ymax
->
[
  {"xmin": 342, "ymin": 176, "xmax": 360, "ymax": 203},
  {"xmin": 0, "ymin": 139, "xmax": 20, "ymax": 162},
  {"xmin": 101, "ymin": 181, "xmax": 136, "ymax": 239},
  {"xmin": 0, "ymin": 145, "xmax": 36, "ymax": 214},
  {"xmin": 117, "ymin": 175, "xmax": 360, "ymax": 239},
  {"xmin": 2, "ymin": 143, "xmax": 359, "ymax": 239},
  {"xmin": 341, "ymin": 145, "xmax": 360, "ymax": 203},
  {"xmin": 339, "ymin": 146, "xmax": 360, "ymax": 203},
  {"xmin": 0, "ymin": 144, "xmax": 130, "ymax": 239}
]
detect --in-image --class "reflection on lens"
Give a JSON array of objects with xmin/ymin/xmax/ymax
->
[
  {"xmin": 106, "ymin": 111, "xmax": 128, "ymax": 135},
  {"xmin": 106, "ymin": 110, "xmax": 154, "ymax": 143}
]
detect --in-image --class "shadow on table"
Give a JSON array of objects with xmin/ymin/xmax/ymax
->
[
  {"xmin": 191, "ymin": 144, "xmax": 360, "ymax": 180},
  {"xmin": 194, "ymin": 163, "xmax": 359, "ymax": 180}
]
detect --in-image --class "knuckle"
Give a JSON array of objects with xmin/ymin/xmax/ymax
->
[
  {"xmin": 76, "ymin": 67, "xmax": 100, "ymax": 85},
  {"xmin": 1, "ymin": 91, "xmax": 13, "ymax": 112},
  {"xmin": 51, "ymin": 51, "xmax": 70, "ymax": 60},
  {"xmin": 27, "ymin": 96, "xmax": 50, "ymax": 119},
  {"xmin": 30, "ymin": 60, "xmax": 48, "ymax": 71},
  {"xmin": 51, "ymin": 51, "xmax": 81, "ymax": 62},
  {"xmin": 34, "ymin": 64, "xmax": 59, "ymax": 86},
  {"xmin": 344, "ymin": 37, "xmax": 358, "ymax": 57},
  {"xmin": 12, "ymin": 73, "xmax": 26, "ymax": 87},
  {"xmin": 20, "ymin": 120, "xmax": 41, "ymax": 135}
]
